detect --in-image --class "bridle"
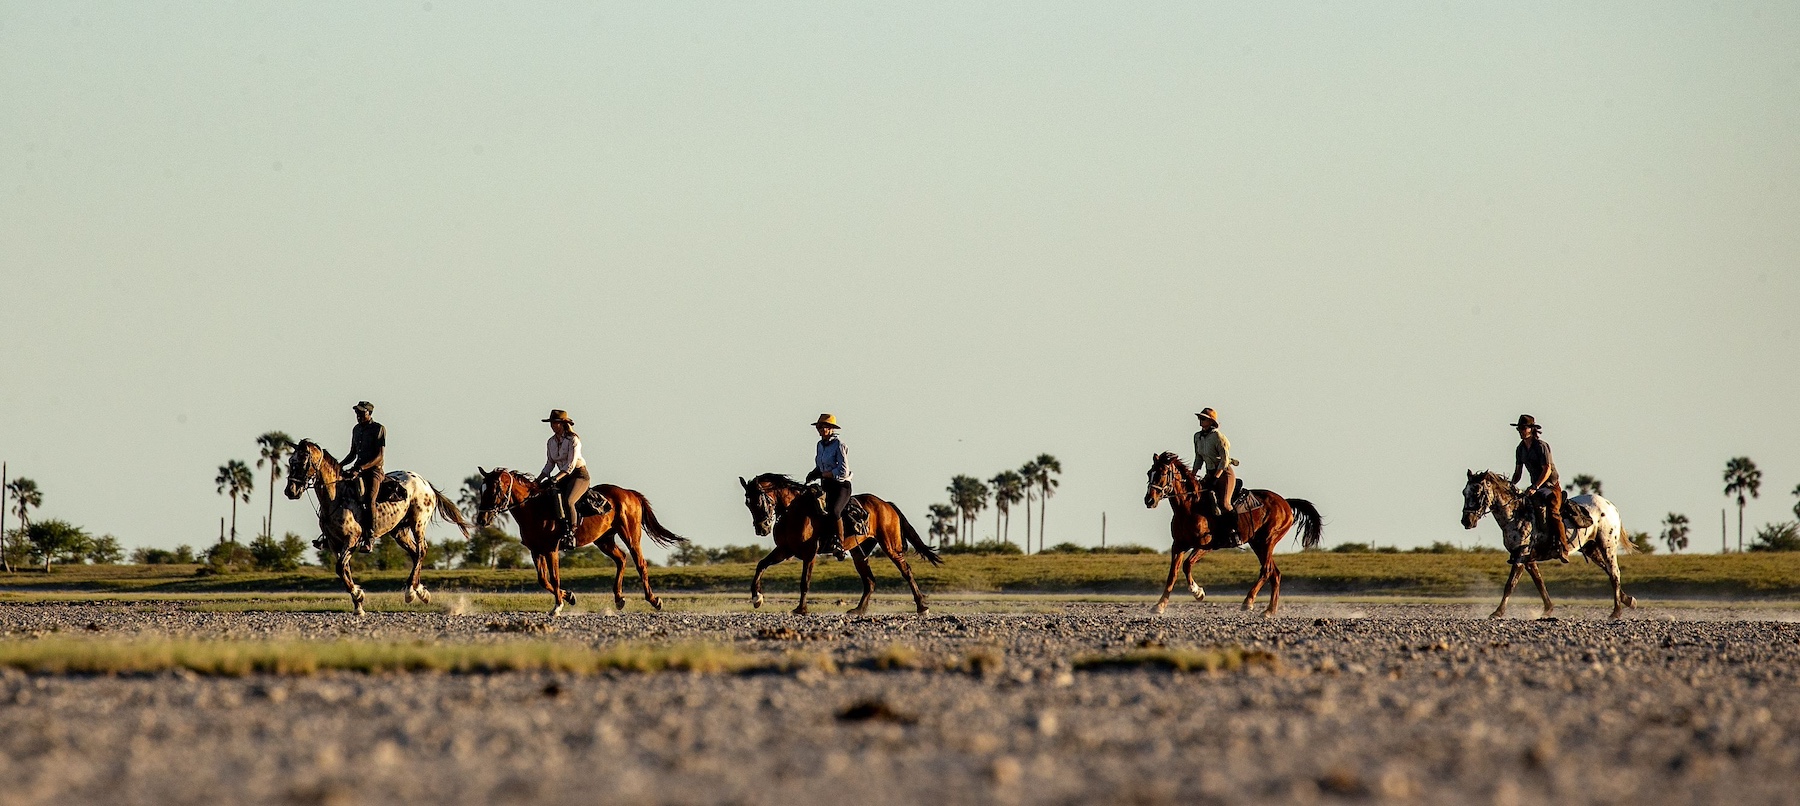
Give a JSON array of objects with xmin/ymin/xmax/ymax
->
[{"xmin": 1146, "ymin": 456, "xmax": 1194, "ymax": 504}]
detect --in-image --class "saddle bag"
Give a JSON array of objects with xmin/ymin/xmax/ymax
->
[{"xmin": 1562, "ymin": 500, "xmax": 1594, "ymax": 530}]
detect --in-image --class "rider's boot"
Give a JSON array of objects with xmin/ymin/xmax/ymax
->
[
  {"xmin": 557, "ymin": 515, "xmax": 579, "ymax": 553},
  {"xmin": 1203, "ymin": 490, "xmax": 1224, "ymax": 518},
  {"xmin": 825, "ymin": 518, "xmax": 849, "ymax": 560},
  {"xmin": 1551, "ymin": 517, "xmax": 1572, "ymax": 563},
  {"xmin": 359, "ymin": 475, "xmax": 380, "ymax": 553}
]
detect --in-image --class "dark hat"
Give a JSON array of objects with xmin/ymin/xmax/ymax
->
[
  {"xmin": 1509, "ymin": 414, "xmax": 1540, "ymax": 430},
  {"xmin": 353, "ymin": 401, "xmax": 374, "ymax": 415},
  {"xmin": 542, "ymin": 409, "xmax": 573, "ymax": 424}
]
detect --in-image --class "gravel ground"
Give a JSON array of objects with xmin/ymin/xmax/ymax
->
[{"xmin": 1, "ymin": 598, "xmax": 1797, "ymax": 805}]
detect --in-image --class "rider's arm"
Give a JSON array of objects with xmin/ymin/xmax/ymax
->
[
  {"xmin": 539, "ymin": 437, "xmax": 560, "ymax": 481},
  {"xmin": 829, "ymin": 441, "xmax": 850, "ymax": 482}
]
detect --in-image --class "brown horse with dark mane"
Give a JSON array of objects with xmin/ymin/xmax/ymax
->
[
  {"xmin": 473, "ymin": 468, "xmax": 689, "ymax": 616},
  {"xmin": 1143, "ymin": 452, "xmax": 1322, "ymax": 615},
  {"xmin": 739, "ymin": 473, "xmax": 942, "ymax": 615}
]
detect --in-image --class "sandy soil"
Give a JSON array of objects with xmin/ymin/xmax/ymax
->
[{"xmin": 1, "ymin": 598, "xmax": 1797, "ymax": 805}]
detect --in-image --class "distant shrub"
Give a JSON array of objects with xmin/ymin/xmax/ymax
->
[
  {"xmin": 1039, "ymin": 542, "xmax": 1156, "ymax": 555},
  {"xmin": 1750, "ymin": 522, "xmax": 1800, "ymax": 553},
  {"xmin": 248, "ymin": 532, "xmax": 311, "ymax": 571},
  {"xmin": 668, "ymin": 543, "xmax": 770, "ymax": 565},
  {"xmin": 940, "ymin": 540, "xmax": 1023, "ymax": 556},
  {"xmin": 1326, "ymin": 543, "xmax": 1401, "ymax": 554},
  {"xmin": 202, "ymin": 541, "xmax": 255, "ymax": 574},
  {"xmin": 132, "ymin": 544, "xmax": 198, "ymax": 565},
  {"xmin": 1410, "ymin": 542, "xmax": 1465, "ymax": 554},
  {"xmin": 1626, "ymin": 531, "xmax": 1656, "ymax": 554},
  {"xmin": 86, "ymin": 535, "xmax": 124, "ymax": 565},
  {"xmin": 26, "ymin": 520, "xmax": 91, "ymax": 570}
]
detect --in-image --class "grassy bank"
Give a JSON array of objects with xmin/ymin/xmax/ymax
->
[{"xmin": 2, "ymin": 552, "xmax": 1798, "ymax": 599}]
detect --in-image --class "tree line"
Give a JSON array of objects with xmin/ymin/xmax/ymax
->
[{"xmin": 927, "ymin": 454, "xmax": 1063, "ymax": 553}]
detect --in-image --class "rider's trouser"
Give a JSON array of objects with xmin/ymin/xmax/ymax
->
[
  {"xmin": 1532, "ymin": 485, "xmax": 1569, "ymax": 553},
  {"xmin": 821, "ymin": 478, "xmax": 853, "ymax": 549},
  {"xmin": 554, "ymin": 466, "xmax": 591, "ymax": 529},
  {"xmin": 356, "ymin": 465, "xmax": 383, "ymax": 539},
  {"xmin": 1206, "ymin": 467, "xmax": 1237, "ymax": 514}
]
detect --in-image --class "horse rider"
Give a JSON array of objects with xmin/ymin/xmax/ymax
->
[
  {"xmin": 339, "ymin": 401, "xmax": 386, "ymax": 550},
  {"xmin": 1193, "ymin": 407, "xmax": 1242, "ymax": 539},
  {"xmin": 803, "ymin": 413, "xmax": 851, "ymax": 560},
  {"xmin": 1509, "ymin": 414, "xmax": 1570, "ymax": 562},
  {"xmin": 536, "ymin": 409, "xmax": 589, "ymax": 553}
]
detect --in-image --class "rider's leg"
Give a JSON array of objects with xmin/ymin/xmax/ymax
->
[
  {"xmin": 822, "ymin": 479, "xmax": 850, "ymax": 559},
  {"xmin": 559, "ymin": 468, "xmax": 590, "ymax": 551},
  {"xmin": 1547, "ymin": 486, "xmax": 1571, "ymax": 560},
  {"xmin": 360, "ymin": 466, "xmax": 383, "ymax": 551}
]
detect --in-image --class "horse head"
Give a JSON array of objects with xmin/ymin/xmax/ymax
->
[
  {"xmin": 1145, "ymin": 452, "xmax": 1189, "ymax": 509},
  {"xmin": 1462, "ymin": 470, "xmax": 1521, "ymax": 530},
  {"xmin": 473, "ymin": 467, "xmax": 532, "ymax": 528},
  {"xmin": 741, "ymin": 473, "xmax": 805, "ymax": 537},
  {"xmin": 284, "ymin": 440, "xmax": 326, "ymax": 500}
]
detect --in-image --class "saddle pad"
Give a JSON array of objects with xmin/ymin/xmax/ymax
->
[
  {"xmin": 575, "ymin": 488, "xmax": 614, "ymax": 519},
  {"xmin": 1563, "ymin": 500, "xmax": 1595, "ymax": 530}
]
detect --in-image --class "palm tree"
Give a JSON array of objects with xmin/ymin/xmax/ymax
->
[
  {"xmin": 215, "ymin": 460, "xmax": 255, "ymax": 543},
  {"xmin": 1564, "ymin": 474, "xmax": 1603, "ymax": 496},
  {"xmin": 1028, "ymin": 454, "xmax": 1061, "ymax": 553},
  {"xmin": 5, "ymin": 476, "xmax": 43, "ymax": 573},
  {"xmin": 1791, "ymin": 483, "xmax": 1800, "ymax": 521},
  {"xmin": 947, "ymin": 475, "xmax": 989, "ymax": 545},
  {"xmin": 255, "ymin": 431, "xmax": 295, "ymax": 540},
  {"xmin": 1659, "ymin": 513, "xmax": 1690, "ymax": 554},
  {"xmin": 1722, "ymin": 456, "xmax": 1761, "ymax": 552},
  {"xmin": 1022, "ymin": 460, "xmax": 1051, "ymax": 554},
  {"xmin": 457, "ymin": 474, "xmax": 485, "ymax": 514},
  {"xmin": 927, "ymin": 504, "xmax": 957, "ymax": 545},
  {"xmin": 988, "ymin": 470, "xmax": 1025, "ymax": 546}
]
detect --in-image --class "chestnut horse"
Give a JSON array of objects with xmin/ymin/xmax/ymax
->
[
  {"xmin": 283, "ymin": 440, "xmax": 471, "ymax": 616},
  {"xmin": 473, "ymin": 468, "xmax": 688, "ymax": 616},
  {"xmin": 739, "ymin": 473, "xmax": 942, "ymax": 616},
  {"xmin": 1143, "ymin": 452, "xmax": 1322, "ymax": 615}
]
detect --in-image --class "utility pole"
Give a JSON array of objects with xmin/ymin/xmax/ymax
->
[
  {"xmin": 1100, "ymin": 511, "xmax": 1107, "ymax": 549},
  {"xmin": 1, "ymin": 461, "xmax": 9, "ymax": 573},
  {"xmin": 1721, "ymin": 509, "xmax": 1727, "ymax": 553}
]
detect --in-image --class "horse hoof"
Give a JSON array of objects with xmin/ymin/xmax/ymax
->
[
  {"xmin": 751, "ymin": 597, "xmax": 763, "ymax": 609},
  {"xmin": 403, "ymin": 589, "xmax": 416, "ymax": 604},
  {"xmin": 1625, "ymin": 596, "xmax": 1638, "ymax": 609},
  {"xmin": 792, "ymin": 606, "xmax": 808, "ymax": 616},
  {"xmin": 650, "ymin": 598, "xmax": 663, "ymax": 612},
  {"xmin": 1152, "ymin": 602, "xmax": 1168, "ymax": 615},
  {"xmin": 549, "ymin": 605, "xmax": 563, "ymax": 618},
  {"xmin": 847, "ymin": 608, "xmax": 867, "ymax": 617},
  {"xmin": 916, "ymin": 606, "xmax": 929, "ymax": 617},
  {"xmin": 563, "ymin": 592, "xmax": 576, "ymax": 606},
  {"xmin": 613, "ymin": 599, "xmax": 626, "ymax": 612},
  {"xmin": 1488, "ymin": 610, "xmax": 1505, "ymax": 620}
]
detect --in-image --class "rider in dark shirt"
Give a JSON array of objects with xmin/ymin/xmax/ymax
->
[
  {"xmin": 1509, "ymin": 414, "xmax": 1569, "ymax": 561},
  {"xmin": 340, "ymin": 401, "xmax": 386, "ymax": 550}
]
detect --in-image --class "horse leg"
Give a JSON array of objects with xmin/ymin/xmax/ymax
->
[
  {"xmin": 534, "ymin": 553, "xmax": 563, "ymax": 617},
  {"xmin": 847, "ymin": 549, "xmax": 876, "ymax": 616},
  {"xmin": 335, "ymin": 547, "xmax": 366, "ymax": 617},
  {"xmin": 1264, "ymin": 557, "xmax": 1283, "ymax": 617},
  {"xmin": 1183, "ymin": 549, "xmax": 1208, "ymax": 602},
  {"xmin": 402, "ymin": 524, "xmax": 429, "ymax": 605},
  {"xmin": 1491, "ymin": 563, "xmax": 1525, "ymax": 619},
  {"xmin": 880, "ymin": 541, "xmax": 929, "ymax": 616},
  {"xmin": 600, "ymin": 537, "xmax": 629, "ymax": 611},
  {"xmin": 549, "ymin": 548, "xmax": 575, "ymax": 611},
  {"xmin": 1525, "ymin": 562, "xmax": 1555, "ymax": 618},
  {"xmin": 1154, "ymin": 548, "xmax": 1186, "ymax": 615},
  {"xmin": 751, "ymin": 546, "xmax": 793, "ymax": 609},
  {"xmin": 623, "ymin": 534, "xmax": 663, "ymax": 612},
  {"xmin": 1592, "ymin": 544, "xmax": 1628, "ymax": 619},
  {"xmin": 794, "ymin": 552, "xmax": 816, "ymax": 616},
  {"xmin": 1243, "ymin": 543, "xmax": 1273, "ymax": 612}
]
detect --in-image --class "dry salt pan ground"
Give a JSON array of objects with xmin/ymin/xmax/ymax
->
[{"xmin": 1, "ymin": 598, "xmax": 1797, "ymax": 805}]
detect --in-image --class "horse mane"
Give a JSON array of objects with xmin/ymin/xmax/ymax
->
[
  {"xmin": 750, "ymin": 472, "xmax": 807, "ymax": 491},
  {"xmin": 1155, "ymin": 452, "xmax": 1199, "ymax": 487},
  {"xmin": 294, "ymin": 439, "xmax": 343, "ymax": 473}
]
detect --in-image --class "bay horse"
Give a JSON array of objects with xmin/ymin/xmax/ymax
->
[
  {"xmin": 283, "ymin": 439, "xmax": 471, "ymax": 616},
  {"xmin": 473, "ymin": 468, "xmax": 689, "ymax": 616},
  {"xmin": 1143, "ymin": 452, "xmax": 1322, "ymax": 615},
  {"xmin": 739, "ymin": 473, "xmax": 942, "ymax": 616},
  {"xmin": 1461, "ymin": 470, "xmax": 1637, "ymax": 619}
]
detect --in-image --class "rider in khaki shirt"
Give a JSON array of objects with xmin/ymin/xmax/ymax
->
[{"xmin": 1193, "ymin": 407, "xmax": 1239, "ymax": 518}]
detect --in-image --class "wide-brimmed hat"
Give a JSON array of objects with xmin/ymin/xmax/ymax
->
[
  {"xmin": 542, "ymin": 409, "xmax": 574, "ymax": 424},
  {"xmin": 1194, "ymin": 407, "xmax": 1221, "ymax": 426},
  {"xmin": 1509, "ymin": 414, "xmax": 1540, "ymax": 430},
  {"xmin": 352, "ymin": 401, "xmax": 374, "ymax": 415},
  {"xmin": 811, "ymin": 413, "xmax": 841, "ymax": 430}
]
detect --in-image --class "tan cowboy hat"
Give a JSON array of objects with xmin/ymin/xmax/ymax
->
[
  {"xmin": 811, "ymin": 413, "xmax": 841, "ymax": 429},
  {"xmin": 1509, "ymin": 414, "xmax": 1540, "ymax": 430},
  {"xmin": 541, "ymin": 409, "xmax": 574, "ymax": 424},
  {"xmin": 1194, "ymin": 407, "xmax": 1220, "ymax": 426}
]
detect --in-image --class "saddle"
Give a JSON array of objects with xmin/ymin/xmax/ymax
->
[
  {"xmin": 844, "ymin": 497, "xmax": 870, "ymax": 537},
  {"xmin": 574, "ymin": 488, "xmax": 614, "ymax": 520},
  {"xmin": 1231, "ymin": 485, "xmax": 1262, "ymax": 514}
]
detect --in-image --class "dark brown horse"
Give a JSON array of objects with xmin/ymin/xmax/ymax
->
[
  {"xmin": 739, "ymin": 473, "xmax": 942, "ymax": 616},
  {"xmin": 473, "ymin": 468, "xmax": 689, "ymax": 616},
  {"xmin": 283, "ymin": 440, "xmax": 471, "ymax": 616},
  {"xmin": 1143, "ymin": 452, "xmax": 1322, "ymax": 615}
]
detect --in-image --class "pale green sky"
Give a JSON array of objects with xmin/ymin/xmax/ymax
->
[{"xmin": 3, "ymin": 2, "xmax": 1797, "ymax": 558}]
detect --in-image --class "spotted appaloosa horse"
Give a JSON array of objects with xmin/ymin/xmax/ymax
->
[
  {"xmin": 473, "ymin": 468, "xmax": 688, "ymax": 616},
  {"xmin": 739, "ymin": 473, "xmax": 941, "ymax": 616},
  {"xmin": 1143, "ymin": 452, "xmax": 1322, "ymax": 616},
  {"xmin": 1462, "ymin": 470, "xmax": 1637, "ymax": 620},
  {"xmin": 283, "ymin": 439, "xmax": 470, "ymax": 616}
]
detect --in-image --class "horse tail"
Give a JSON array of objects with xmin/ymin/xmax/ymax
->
[
  {"xmin": 637, "ymin": 495, "xmax": 690, "ymax": 548},
  {"xmin": 895, "ymin": 507, "xmax": 945, "ymax": 567},
  {"xmin": 431, "ymin": 485, "xmax": 474, "ymax": 538},
  {"xmin": 1288, "ymin": 498, "xmax": 1323, "ymax": 550}
]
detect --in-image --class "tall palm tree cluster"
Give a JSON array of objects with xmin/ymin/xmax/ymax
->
[
  {"xmin": 213, "ymin": 431, "xmax": 297, "ymax": 544},
  {"xmin": 932, "ymin": 454, "xmax": 1061, "ymax": 552}
]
